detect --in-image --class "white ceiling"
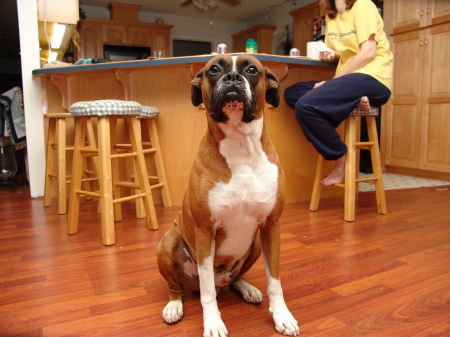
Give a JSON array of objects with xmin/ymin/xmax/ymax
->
[{"xmin": 78, "ymin": 0, "xmax": 300, "ymax": 23}]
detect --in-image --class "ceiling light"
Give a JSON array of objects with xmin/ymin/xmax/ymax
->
[{"xmin": 51, "ymin": 24, "xmax": 67, "ymax": 49}]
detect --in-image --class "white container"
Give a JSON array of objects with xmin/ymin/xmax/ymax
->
[{"xmin": 306, "ymin": 41, "xmax": 321, "ymax": 59}]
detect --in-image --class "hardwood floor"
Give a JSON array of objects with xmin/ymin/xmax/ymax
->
[{"xmin": 0, "ymin": 185, "xmax": 449, "ymax": 336}]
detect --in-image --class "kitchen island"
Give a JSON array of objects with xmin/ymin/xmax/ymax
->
[{"xmin": 33, "ymin": 54, "xmax": 338, "ymax": 205}]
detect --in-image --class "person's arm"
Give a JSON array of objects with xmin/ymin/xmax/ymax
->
[{"xmin": 334, "ymin": 35, "xmax": 377, "ymax": 78}]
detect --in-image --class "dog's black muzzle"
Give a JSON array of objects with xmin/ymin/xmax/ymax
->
[{"xmin": 209, "ymin": 71, "xmax": 255, "ymax": 123}]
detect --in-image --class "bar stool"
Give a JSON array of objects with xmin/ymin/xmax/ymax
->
[
  {"xmin": 115, "ymin": 105, "xmax": 172, "ymax": 222},
  {"xmin": 309, "ymin": 105, "xmax": 387, "ymax": 222},
  {"xmin": 133, "ymin": 106, "xmax": 172, "ymax": 218},
  {"xmin": 43, "ymin": 113, "xmax": 97, "ymax": 214},
  {"xmin": 67, "ymin": 100, "xmax": 156, "ymax": 245}
]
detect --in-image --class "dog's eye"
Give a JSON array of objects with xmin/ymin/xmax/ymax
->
[
  {"xmin": 246, "ymin": 66, "xmax": 258, "ymax": 75},
  {"xmin": 209, "ymin": 65, "xmax": 221, "ymax": 74}
]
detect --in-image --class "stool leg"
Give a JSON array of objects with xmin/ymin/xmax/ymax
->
[
  {"xmin": 44, "ymin": 118, "xmax": 56, "ymax": 207},
  {"xmin": 367, "ymin": 117, "xmax": 387, "ymax": 215},
  {"xmin": 110, "ymin": 117, "xmax": 123, "ymax": 222},
  {"xmin": 310, "ymin": 155, "xmax": 324, "ymax": 212},
  {"xmin": 147, "ymin": 118, "xmax": 172, "ymax": 207},
  {"xmin": 68, "ymin": 117, "xmax": 87, "ymax": 235},
  {"xmin": 97, "ymin": 117, "xmax": 116, "ymax": 246},
  {"xmin": 344, "ymin": 117, "xmax": 357, "ymax": 222},
  {"xmin": 133, "ymin": 119, "xmax": 146, "ymax": 219},
  {"xmin": 56, "ymin": 117, "xmax": 67, "ymax": 214},
  {"xmin": 128, "ymin": 117, "xmax": 158, "ymax": 230}
]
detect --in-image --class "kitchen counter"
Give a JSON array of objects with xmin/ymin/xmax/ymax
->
[{"xmin": 34, "ymin": 54, "xmax": 338, "ymax": 205}]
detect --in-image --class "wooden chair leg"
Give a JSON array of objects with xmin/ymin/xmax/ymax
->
[
  {"xmin": 128, "ymin": 117, "xmax": 158, "ymax": 230},
  {"xmin": 110, "ymin": 117, "xmax": 123, "ymax": 222},
  {"xmin": 56, "ymin": 117, "xmax": 67, "ymax": 214},
  {"xmin": 367, "ymin": 116, "xmax": 387, "ymax": 215},
  {"xmin": 44, "ymin": 118, "xmax": 56, "ymax": 207},
  {"xmin": 147, "ymin": 118, "xmax": 172, "ymax": 207},
  {"xmin": 97, "ymin": 117, "xmax": 116, "ymax": 246},
  {"xmin": 133, "ymin": 119, "xmax": 146, "ymax": 219},
  {"xmin": 67, "ymin": 117, "xmax": 87, "ymax": 235},
  {"xmin": 344, "ymin": 117, "xmax": 357, "ymax": 222},
  {"xmin": 310, "ymin": 155, "xmax": 325, "ymax": 212}
]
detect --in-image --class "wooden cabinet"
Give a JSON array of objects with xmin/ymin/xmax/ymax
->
[
  {"xmin": 231, "ymin": 25, "xmax": 276, "ymax": 54},
  {"xmin": 384, "ymin": 1, "xmax": 450, "ymax": 179},
  {"xmin": 389, "ymin": 0, "xmax": 450, "ymax": 34},
  {"xmin": 290, "ymin": 2, "xmax": 320, "ymax": 56},
  {"xmin": 77, "ymin": 18, "xmax": 173, "ymax": 60}
]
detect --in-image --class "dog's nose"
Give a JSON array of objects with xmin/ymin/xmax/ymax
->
[{"xmin": 222, "ymin": 71, "xmax": 243, "ymax": 85}]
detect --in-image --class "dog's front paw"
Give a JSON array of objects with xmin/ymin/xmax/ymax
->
[
  {"xmin": 269, "ymin": 306, "xmax": 299, "ymax": 336},
  {"xmin": 232, "ymin": 278, "xmax": 263, "ymax": 303},
  {"xmin": 203, "ymin": 312, "xmax": 228, "ymax": 337},
  {"xmin": 162, "ymin": 300, "xmax": 183, "ymax": 324}
]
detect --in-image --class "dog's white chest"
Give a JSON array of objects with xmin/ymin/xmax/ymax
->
[{"xmin": 208, "ymin": 117, "xmax": 278, "ymax": 258}]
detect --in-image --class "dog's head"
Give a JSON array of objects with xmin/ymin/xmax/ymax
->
[{"xmin": 191, "ymin": 54, "xmax": 279, "ymax": 124}]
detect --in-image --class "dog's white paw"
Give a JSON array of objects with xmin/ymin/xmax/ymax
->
[
  {"xmin": 232, "ymin": 278, "xmax": 263, "ymax": 303},
  {"xmin": 269, "ymin": 306, "xmax": 300, "ymax": 336},
  {"xmin": 203, "ymin": 311, "xmax": 228, "ymax": 337},
  {"xmin": 162, "ymin": 300, "xmax": 183, "ymax": 324}
]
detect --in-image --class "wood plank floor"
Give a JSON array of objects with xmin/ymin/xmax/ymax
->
[{"xmin": 0, "ymin": 184, "xmax": 449, "ymax": 336}]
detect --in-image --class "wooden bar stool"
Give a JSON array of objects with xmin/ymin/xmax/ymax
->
[
  {"xmin": 67, "ymin": 100, "xmax": 156, "ymax": 245},
  {"xmin": 43, "ymin": 113, "xmax": 97, "ymax": 214},
  {"xmin": 309, "ymin": 105, "xmax": 387, "ymax": 222}
]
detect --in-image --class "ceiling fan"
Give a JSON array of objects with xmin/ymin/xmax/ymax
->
[{"xmin": 179, "ymin": 0, "xmax": 242, "ymax": 11}]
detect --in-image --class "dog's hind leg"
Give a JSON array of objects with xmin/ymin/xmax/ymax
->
[
  {"xmin": 157, "ymin": 225, "xmax": 188, "ymax": 324},
  {"xmin": 231, "ymin": 238, "xmax": 263, "ymax": 303},
  {"xmin": 231, "ymin": 278, "xmax": 263, "ymax": 303}
]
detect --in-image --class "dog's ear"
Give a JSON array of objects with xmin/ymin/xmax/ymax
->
[
  {"xmin": 264, "ymin": 67, "xmax": 280, "ymax": 108},
  {"xmin": 191, "ymin": 69, "xmax": 204, "ymax": 107}
]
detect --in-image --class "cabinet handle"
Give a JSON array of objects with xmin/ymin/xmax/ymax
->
[{"xmin": 420, "ymin": 39, "xmax": 423, "ymax": 47}]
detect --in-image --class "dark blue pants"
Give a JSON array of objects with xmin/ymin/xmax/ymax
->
[{"xmin": 284, "ymin": 73, "xmax": 391, "ymax": 160}]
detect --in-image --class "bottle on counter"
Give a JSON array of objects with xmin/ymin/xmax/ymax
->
[{"xmin": 246, "ymin": 39, "xmax": 258, "ymax": 53}]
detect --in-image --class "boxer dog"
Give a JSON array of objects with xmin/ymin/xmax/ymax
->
[{"xmin": 156, "ymin": 54, "xmax": 299, "ymax": 337}]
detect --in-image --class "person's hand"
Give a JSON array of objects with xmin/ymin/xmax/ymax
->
[
  {"xmin": 319, "ymin": 50, "xmax": 338, "ymax": 62},
  {"xmin": 313, "ymin": 81, "xmax": 325, "ymax": 89}
]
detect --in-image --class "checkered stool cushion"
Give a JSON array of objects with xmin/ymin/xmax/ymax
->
[
  {"xmin": 350, "ymin": 105, "xmax": 379, "ymax": 116},
  {"xmin": 70, "ymin": 100, "xmax": 142, "ymax": 117},
  {"xmin": 138, "ymin": 106, "xmax": 160, "ymax": 118}
]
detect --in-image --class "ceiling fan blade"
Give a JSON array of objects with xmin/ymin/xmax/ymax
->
[
  {"xmin": 179, "ymin": 0, "xmax": 193, "ymax": 8},
  {"xmin": 219, "ymin": 0, "xmax": 241, "ymax": 7}
]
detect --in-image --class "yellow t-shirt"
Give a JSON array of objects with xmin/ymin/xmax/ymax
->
[{"xmin": 325, "ymin": 0, "xmax": 393, "ymax": 90}]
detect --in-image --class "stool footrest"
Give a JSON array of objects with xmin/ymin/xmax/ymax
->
[
  {"xmin": 143, "ymin": 148, "xmax": 157, "ymax": 154},
  {"xmin": 150, "ymin": 182, "xmax": 164, "ymax": 190},
  {"xmin": 75, "ymin": 189, "xmax": 100, "ymax": 198},
  {"xmin": 110, "ymin": 152, "xmax": 137, "ymax": 160},
  {"xmin": 115, "ymin": 182, "xmax": 141, "ymax": 189},
  {"xmin": 356, "ymin": 177, "xmax": 378, "ymax": 183},
  {"xmin": 112, "ymin": 193, "xmax": 146, "ymax": 204}
]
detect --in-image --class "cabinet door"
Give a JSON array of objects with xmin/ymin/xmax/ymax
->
[
  {"xmin": 290, "ymin": 3, "xmax": 321, "ymax": 56},
  {"xmin": 103, "ymin": 24, "xmax": 127, "ymax": 44},
  {"xmin": 392, "ymin": 0, "xmax": 428, "ymax": 34},
  {"xmin": 152, "ymin": 29, "xmax": 171, "ymax": 56},
  {"xmin": 79, "ymin": 22, "xmax": 103, "ymax": 59},
  {"xmin": 385, "ymin": 30, "xmax": 425, "ymax": 169},
  {"xmin": 429, "ymin": 0, "xmax": 450, "ymax": 25},
  {"xmin": 128, "ymin": 27, "xmax": 152, "ymax": 46},
  {"xmin": 420, "ymin": 23, "xmax": 450, "ymax": 172},
  {"xmin": 233, "ymin": 35, "xmax": 247, "ymax": 53}
]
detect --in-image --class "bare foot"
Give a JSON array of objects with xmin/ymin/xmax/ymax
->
[
  {"xmin": 357, "ymin": 96, "xmax": 370, "ymax": 112},
  {"xmin": 322, "ymin": 155, "xmax": 345, "ymax": 186}
]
